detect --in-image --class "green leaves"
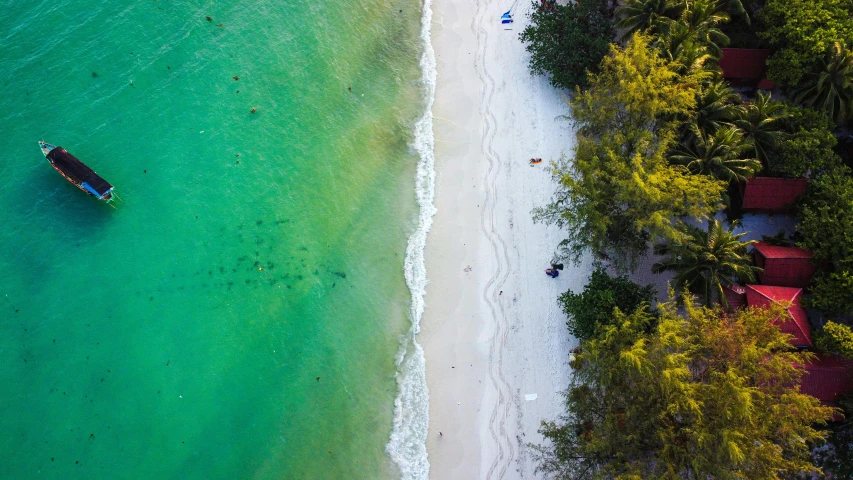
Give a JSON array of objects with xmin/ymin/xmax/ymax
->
[
  {"xmin": 520, "ymin": 0, "xmax": 614, "ymax": 90},
  {"xmin": 791, "ymin": 42, "xmax": 853, "ymax": 124},
  {"xmin": 815, "ymin": 321, "xmax": 853, "ymax": 357},
  {"xmin": 652, "ymin": 219, "xmax": 759, "ymax": 307},
  {"xmin": 559, "ymin": 268, "xmax": 656, "ymax": 341},
  {"xmin": 534, "ymin": 297, "xmax": 834, "ymax": 479},
  {"xmin": 535, "ymin": 34, "xmax": 724, "ymax": 269},
  {"xmin": 758, "ymin": 0, "xmax": 853, "ymax": 87}
]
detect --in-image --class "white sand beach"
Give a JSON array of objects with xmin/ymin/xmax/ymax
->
[{"xmin": 419, "ymin": 0, "xmax": 593, "ymax": 477}]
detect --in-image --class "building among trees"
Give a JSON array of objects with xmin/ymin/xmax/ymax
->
[
  {"xmin": 740, "ymin": 177, "xmax": 808, "ymax": 212},
  {"xmin": 745, "ymin": 284, "xmax": 812, "ymax": 347},
  {"xmin": 752, "ymin": 241, "xmax": 818, "ymax": 287}
]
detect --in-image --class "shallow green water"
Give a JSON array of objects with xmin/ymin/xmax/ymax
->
[{"xmin": 0, "ymin": 1, "xmax": 422, "ymax": 478}]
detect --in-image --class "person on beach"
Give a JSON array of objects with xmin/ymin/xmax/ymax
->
[{"xmin": 545, "ymin": 268, "xmax": 559, "ymax": 278}]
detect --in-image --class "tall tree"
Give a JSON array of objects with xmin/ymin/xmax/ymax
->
[
  {"xmin": 520, "ymin": 0, "xmax": 615, "ymax": 90},
  {"xmin": 791, "ymin": 42, "xmax": 853, "ymax": 125},
  {"xmin": 816, "ymin": 321, "xmax": 853, "ymax": 358},
  {"xmin": 798, "ymin": 173, "xmax": 853, "ymax": 316},
  {"xmin": 558, "ymin": 267, "xmax": 656, "ymax": 341},
  {"xmin": 615, "ymin": 0, "xmax": 682, "ymax": 42},
  {"xmin": 535, "ymin": 34, "xmax": 724, "ymax": 270},
  {"xmin": 758, "ymin": 0, "xmax": 853, "ymax": 87},
  {"xmin": 534, "ymin": 297, "xmax": 834, "ymax": 479},
  {"xmin": 798, "ymin": 173, "xmax": 853, "ymax": 270},
  {"xmin": 652, "ymin": 219, "xmax": 760, "ymax": 307},
  {"xmin": 733, "ymin": 91, "xmax": 790, "ymax": 165},
  {"xmin": 679, "ymin": 0, "xmax": 731, "ymax": 57},
  {"xmin": 765, "ymin": 105, "xmax": 844, "ymax": 178},
  {"xmin": 670, "ymin": 125, "xmax": 762, "ymax": 182},
  {"xmin": 689, "ymin": 78, "xmax": 742, "ymax": 137}
]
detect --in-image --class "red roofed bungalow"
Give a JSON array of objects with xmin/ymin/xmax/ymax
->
[
  {"xmin": 719, "ymin": 48, "xmax": 773, "ymax": 87},
  {"xmin": 800, "ymin": 354, "xmax": 853, "ymax": 407},
  {"xmin": 752, "ymin": 242, "xmax": 817, "ymax": 288},
  {"xmin": 745, "ymin": 284, "xmax": 812, "ymax": 347},
  {"xmin": 740, "ymin": 177, "xmax": 808, "ymax": 212}
]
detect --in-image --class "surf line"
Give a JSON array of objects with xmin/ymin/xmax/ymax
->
[{"xmin": 385, "ymin": 0, "xmax": 437, "ymax": 475}]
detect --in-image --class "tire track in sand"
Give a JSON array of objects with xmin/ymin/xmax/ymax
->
[{"xmin": 472, "ymin": 0, "xmax": 516, "ymax": 477}]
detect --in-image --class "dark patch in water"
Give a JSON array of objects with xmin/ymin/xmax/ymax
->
[{"xmin": 91, "ymin": 72, "xmax": 98, "ymax": 78}]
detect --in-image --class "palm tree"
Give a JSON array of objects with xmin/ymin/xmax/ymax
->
[
  {"xmin": 791, "ymin": 42, "xmax": 853, "ymax": 125},
  {"xmin": 692, "ymin": 79, "xmax": 742, "ymax": 137},
  {"xmin": 653, "ymin": 219, "xmax": 760, "ymax": 307},
  {"xmin": 670, "ymin": 125, "xmax": 761, "ymax": 182},
  {"xmin": 680, "ymin": 0, "xmax": 730, "ymax": 58},
  {"xmin": 733, "ymin": 91, "xmax": 790, "ymax": 166},
  {"xmin": 657, "ymin": 21, "xmax": 715, "ymax": 77},
  {"xmin": 616, "ymin": 0, "xmax": 683, "ymax": 42}
]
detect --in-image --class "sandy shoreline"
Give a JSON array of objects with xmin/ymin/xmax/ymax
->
[{"xmin": 419, "ymin": 0, "xmax": 590, "ymax": 477}]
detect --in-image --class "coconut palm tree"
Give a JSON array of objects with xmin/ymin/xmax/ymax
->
[
  {"xmin": 653, "ymin": 219, "xmax": 760, "ymax": 307},
  {"xmin": 671, "ymin": 125, "xmax": 761, "ymax": 182},
  {"xmin": 680, "ymin": 0, "xmax": 730, "ymax": 58},
  {"xmin": 616, "ymin": 0, "xmax": 683, "ymax": 42},
  {"xmin": 733, "ymin": 91, "xmax": 790, "ymax": 166},
  {"xmin": 691, "ymin": 79, "xmax": 742, "ymax": 137},
  {"xmin": 791, "ymin": 42, "xmax": 853, "ymax": 125},
  {"xmin": 657, "ymin": 21, "xmax": 715, "ymax": 77}
]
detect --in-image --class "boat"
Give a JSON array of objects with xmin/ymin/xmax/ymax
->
[{"xmin": 39, "ymin": 141, "xmax": 115, "ymax": 202}]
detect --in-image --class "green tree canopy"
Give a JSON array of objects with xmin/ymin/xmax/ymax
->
[
  {"xmin": 733, "ymin": 91, "xmax": 790, "ymax": 166},
  {"xmin": 669, "ymin": 124, "xmax": 761, "ymax": 182},
  {"xmin": 520, "ymin": 0, "xmax": 615, "ymax": 90},
  {"xmin": 765, "ymin": 105, "xmax": 844, "ymax": 177},
  {"xmin": 534, "ymin": 298, "xmax": 834, "ymax": 479},
  {"xmin": 758, "ymin": 0, "xmax": 853, "ymax": 87},
  {"xmin": 791, "ymin": 41, "xmax": 853, "ymax": 125},
  {"xmin": 805, "ymin": 270, "xmax": 853, "ymax": 316},
  {"xmin": 558, "ymin": 267, "xmax": 656, "ymax": 341},
  {"xmin": 615, "ymin": 0, "xmax": 683, "ymax": 42},
  {"xmin": 815, "ymin": 320, "xmax": 853, "ymax": 358},
  {"xmin": 652, "ymin": 219, "xmax": 760, "ymax": 307},
  {"xmin": 798, "ymin": 172, "xmax": 853, "ymax": 269},
  {"xmin": 535, "ymin": 34, "xmax": 724, "ymax": 270}
]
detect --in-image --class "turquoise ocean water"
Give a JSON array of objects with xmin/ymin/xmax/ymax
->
[{"xmin": 0, "ymin": 1, "xmax": 426, "ymax": 478}]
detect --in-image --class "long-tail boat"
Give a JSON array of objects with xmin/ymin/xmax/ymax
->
[{"xmin": 39, "ymin": 141, "xmax": 115, "ymax": 202}]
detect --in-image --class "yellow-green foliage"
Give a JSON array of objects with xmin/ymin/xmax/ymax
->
[
  {"xmin": 538, "ymin": 33, "xmax": 724, "ymax": 269},
  {"xmin": 816, "ymin": 321, "xmax": 853, "ymax": 358},
  {"xmin": 534, "ymin": 296, "xmax": 834, "ymax": 479}
]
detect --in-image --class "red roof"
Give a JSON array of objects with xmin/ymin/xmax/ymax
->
[
  {"xmin": 801, "ymin": 354, "xmax": 853, "ymax": 404},
  {"xmin": 753, "ymin": 242, "xmax": 817, "ymax": 288},
  {"xmin": 740, "ymin": 177, "xmax": 808, "ymax": 212},
  {"xmin": 722, "ymin": 285, "xmax": 747, "ymax": 312},
  {"xmin": 719, "ymin": 49, "xmax": 771, "ymax": 85},
  {"xmin": 745, "ymin": 284, "xmax": 812, "ymax": 347}
]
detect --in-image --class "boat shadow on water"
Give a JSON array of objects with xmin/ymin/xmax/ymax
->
[{"xmin": 35, "ymin": 168, "xmax": 116, "ymax": 227}]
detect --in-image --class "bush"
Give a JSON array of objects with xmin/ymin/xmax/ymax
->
[
  {"xmin": 766, "ymin": 106, "xmax": 843, "ymax": 177},
  {"xmin": 815, "ymin": 321, "xmax": 853, "ymax": 358},
  {"xmin": 558, "ymin": 267, "xmax": 655, "ymax": 341}
]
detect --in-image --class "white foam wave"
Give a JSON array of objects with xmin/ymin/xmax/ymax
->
[{"xmin": 385, "ymin": 0, "xmax": 437, "ymax": 475}]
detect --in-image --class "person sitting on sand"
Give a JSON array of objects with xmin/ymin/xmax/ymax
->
[{"xmin": 545, "ymin": 268, "xmax": 559, "ymax": 278}]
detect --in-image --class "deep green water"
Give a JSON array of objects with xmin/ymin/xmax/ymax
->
[{"xmin": 0, "ymin": 1, "xmax": 423, "ymax": 478}]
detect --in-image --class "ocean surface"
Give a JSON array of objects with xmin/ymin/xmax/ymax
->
[{"xmin": 0, "ymin": 1, "xmax": 429, "ymax": 478}]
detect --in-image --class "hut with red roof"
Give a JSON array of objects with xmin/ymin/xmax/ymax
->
[
  {"xmin": 800, "ymin": 354, "xmax": 853, "ymax": 408},
  {"xmin": 745, "ymin": 284, "xmax": 812, "ymax": 348},
  {"xmin": 740, "ymin": 177, "xmax": 808, "ymax": 212},
  {"xmin": 752, "ymin": 242, "xmax": 817, "ymax": 288},
  {"xmin": 719, "ymin": 48, "xmax": 773, "ymax": 88}
]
